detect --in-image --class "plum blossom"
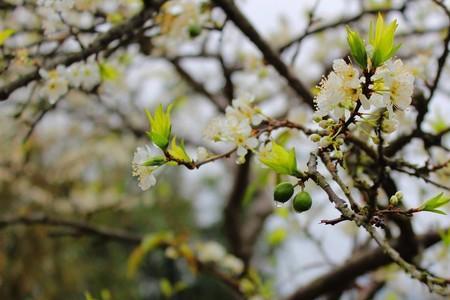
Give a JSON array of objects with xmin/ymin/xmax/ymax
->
[
  {"xmin": 131, "ymin": 145, "xmax": 164, "ymax": 191},
  {"xmin": 314, "ymin": 59, "xmax": 362, "ymax": 118},
  {"xmin": 204, "ymin": 96, "xmax": 264, "ymax": 163},
  {"xmin": 227, "ymin": 95, "xmax": 264, "ymax": 126},
  {"xmin": 196, "ymin": 241, "xmax": 226, "ymax": 263},
  {"xmin": 222, "ymin": 255, "xmax": 244, "ymax": 275},
  {"xmin": 368, "ymin": 59, "xmax": 414, "ymax": 116},
  {"xmin": 39, "ymin": 66, "xmax": 69, "ymax": 104},
  {"xmin": 67, "ymin": 58, "xmax": 101, "ymax": 90},
  {"xmin": 37, "ymin": 0, "xmax": 75, "ymax": 11}
]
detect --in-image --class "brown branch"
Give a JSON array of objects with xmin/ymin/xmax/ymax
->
[
  {"xmin": 0, "ymin": 213, "xmax": 142, "ymax": 244},
  {"xmin": 224, "ymin": 159, "xmax": 252, "ymax": 264},
  {"xmin": 0, "ymin": 0, "xmax": 166, "ymax": 101},
  {"xmin": 212, "ymin": 0, "xmax": 314, "ymax": 107},
  {"xmin": 0, "ymin": 212, "xmax": 245, "ymax": 297},
  {"xmin": 306, "ymin": 153, "xmax": 450, "ymax": 296},
  {"xmin": 286, "ymin": 228, "xmax": 445, "ymax": 300},
  {"xmin": 427, "ymin": 0, "xmax": 450, "ymax": 103},
  {"xmin": 170, "ymin": 58, "xmax": 228, "ymax": 112},
  {"xmin": 278, "ymin": 3, "xmax": 409, "ymax": 53}
]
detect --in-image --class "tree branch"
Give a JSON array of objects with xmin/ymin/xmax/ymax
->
[{"xmin": 212, "ymin": 0, "xmax": 314, "ymax": 107}]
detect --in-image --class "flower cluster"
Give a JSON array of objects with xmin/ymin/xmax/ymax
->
[
  {"xmin": 362, "ymin": 59, "xmax": 414, "ymax": 118},
  {"xmin": 37, "ymin": 0, "xmax": 75, "ymax": 11},
  {"xmin": 39, "ymin": 58, "xmax": 101, "ymax": 104},
  {"xmin": 39, "ymin": 66, "xmax": 69, "ymax": 104},
  {"xmin": 315, "ymin": 58, "xmax": 413, "ymax": 128},
  {"xmin": 36, "ymin": 0, "xmax": 142, "ymax": 36},
  {"xmin": 204, "ymin": 96, "xmax": 265, "ymax": 163},
  {"xmin": 154, "ymin": 0, "xmax": 212, "ymax": 51},
  {"xmin": 313, "ymin": 14, "xmax": 414, "ymax": 148},
  {"xmin": 132, "ymin": 104, "xmax": 192, "ymax": 191},
  {"xmin": 314, "ymin": 59, "xmax": 361, "ymax": 119},
  {"xmin": 195, "ymin": 241, "xmax": 244, "ymax": 276}
]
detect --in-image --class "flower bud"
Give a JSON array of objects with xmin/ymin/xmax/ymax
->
[
  {"xmin": 310, "ymin": 134, "xmax": 321, "ymax": 142},
  {"xmin": 274, "ymin": 182, "xmax": 294, "ymax": 203},
  {"xmin": 319, "ymin": 120, "xmax": 328, "ymax": 128},
  {"xmin": 394, "ymin": 191, "xmax": 403, "ymax": 201},
  {"xmin": 313, "ymin": 115, "xmax": 322, "ymax": 123},
  {"xmin": 389, "ymin": 195, "xmax": 399, "ymax": 206},
  {"xmin": 319, "ymin": 136, "xmax": 332, "ymax": 148},
  {"xmin": 382, "ymin": 119, "xmax": 397, "ymax": 134}
]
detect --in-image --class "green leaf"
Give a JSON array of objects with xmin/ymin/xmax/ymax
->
[
  {"xmin": 84, "ymin": 292, "xmax": 97, "ymax": 300},
  {"xmin": 160, "ymin": 278, "xmax": 173, "ymax": 298},
  {"xmin": 0, "ymin": 29, "xmax": 15, "ymax": 46},
  {"xmin": 167, "ymin": 137, "xmax": 191, "ymax": 163},
  {"xmin": 242, "ymin": 169, "xmax": 270, "ymax": 207},
  {"xmin": 99, "ymin": 62, "xmax": 119, "ymax": 81},
  {"xmin": 100, "ymin": 290, "xmax": 112, "ymax": 300},
  {"xmin": 384, "ymin": 292, "xmax": 399, "ymax": 300},
  {"xmin": 346, "ymin": 26, "xmax": 367, "ymax": 69},
  {"xmin": 142, "ymin": 155, "xmax": 166, "ymax": 166},
  {"xmin": 368, "ymin": 13, "xmax": 400, "ymax": 68},
  {"xmin": 258, "ymin": 142, "xmax": 298, "ymax": 176},
  {"xmin": 146, "ymin": 104, "xmax": 173, "ymax": 149},
  {"xmin": 420, "ymin": 192, "xmax": 450, "ymax": 215},
  {"xmin": 266, "ymin": 228, "xmax": 287, "ymax": 247},
  {"xmin": 439, "ymin": 229, "xmax": 450, "ymax": 247}
]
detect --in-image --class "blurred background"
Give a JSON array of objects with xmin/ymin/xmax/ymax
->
[{"xmin": 0, "ymin": 0, "xmax": 450, "ymax": 299}]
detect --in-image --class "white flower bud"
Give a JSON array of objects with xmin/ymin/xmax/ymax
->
[
  {"xmin": 389, "ymin": 195, "xmax": 399, "ymax": 206},
  {"xmin": 319, "ymin": 120, "xmax": 328, "ymax": 128},
  {"xmin": 382, "ymin": 119, "xmax": 397, "ymax": 134},
  {"xmin": 319, "ymin": 136, "xmax": 332, "ymax": 148},
  {"xmin": 310, "ymin": 133, "xmax": 321, "ymax": 142},
  {"xmin": 313, "ymin": 115, "xmax": 322, "ymax": 123}
]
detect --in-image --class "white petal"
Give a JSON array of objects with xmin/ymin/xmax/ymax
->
[{"xmin": 139, "ymin": 173, "xmax": 156, "ymax": 190}]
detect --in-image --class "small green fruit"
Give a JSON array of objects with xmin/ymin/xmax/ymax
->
[
  {"xmin": 293, "ymin": 191, "xmax": 312, "ymax": 212},
  {"xmin": 274, "ymin": 182, "xmax": 294, "ymax": 203},
  {"xmin": 188, "ymin": 24, "xmax": 202, "ymax": 38}
]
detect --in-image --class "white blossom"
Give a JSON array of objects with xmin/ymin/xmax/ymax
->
[
  {"xmin": 39, "ymin": 66, "xmax": 69, "ymax": 104},
  {"xmin": 228, "ymin": 95, "xmax": 264, "ymax": 126},
  {"xmin": 203, "ymin": 116, "xmax": 226, "ymax": 142},
  {"xmin": 196, "ymin": 241, "xmax": 226, "ymax": 263},
  {"xmin": 223, "ymin": 116, "xmax": 258, "ymax": 164},
  {"xmin": 37, "ymin": 0, "xmax": 74, "ymax": 11},
  {"xmin": 67, "ymin": 58, "xmax": 101, "ymax": 90},
  {"xmin": 314, "ymin": 59, "xmax": 362, "ymax": 118},
  {"xmin": 131, "ymin": 145, "xmax": 161, "ymax": 191},
  {"xmin": 67, "ymin": 63, "xmax": 84, "ymax": 89},
  {"xmin": 80, "ymin": 62, "xmax": 101, "ymax": 90},
  {"xmin": 195, "ymin": 146, "xmax": 210, "ymax": 162},
  {"xmin": 371, "ymin": 59, "xmax": 414, "ymax": 116},
  {"xmin": 204, "ymin": 96, "xmax": 263, "ymax": 163},
  {"xmin": 333, "ymin": 58, "xmax": 360, "ymax": 88},
  {"xmin": 222, "ymin": 255, "xmax": 244, "ymax": 275}
]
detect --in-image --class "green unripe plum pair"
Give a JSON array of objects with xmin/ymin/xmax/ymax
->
[{"xmin": 273, "ymin": 182, "xmax": 312, "ymax": 213}]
